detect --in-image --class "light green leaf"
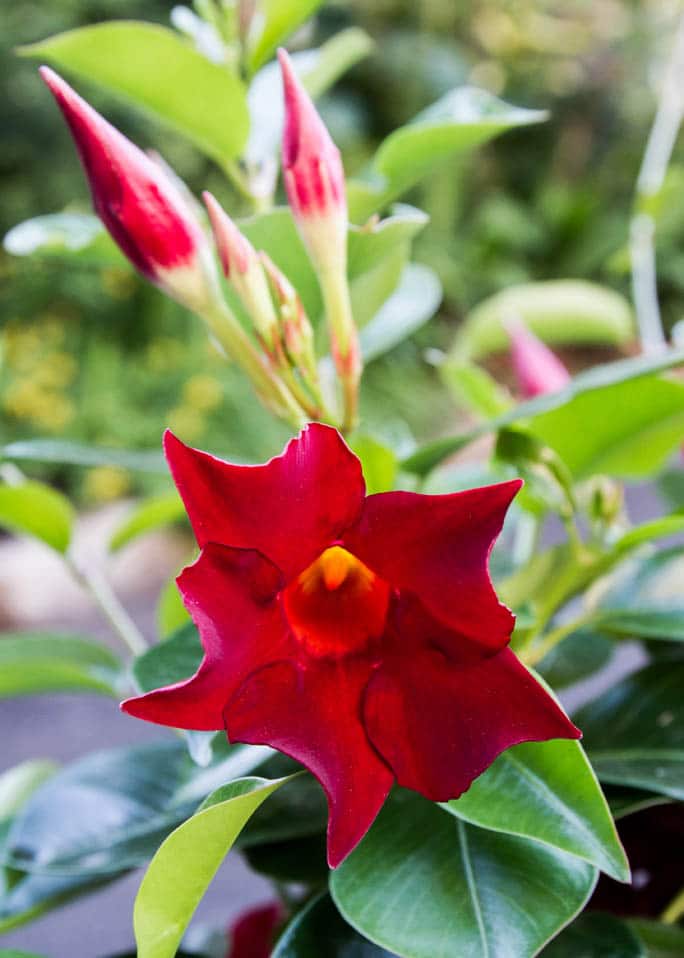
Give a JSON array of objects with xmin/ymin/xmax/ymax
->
[
  {"xmin": 331, "ymin": 790, "xmax": 597, "ymax": 958},
  {"xmin": 1, "ymin": 439, "xmax": 166, "ymax": 473},
  {"xmin": 442, "ymin": 362, "xmax": 513, "ymax": 417},
  {"xmin": 401, "ymin": 346, "xmax": 684, "ymax": 476},
  {"xmin": 452, "ymin": 280, "xmax": 634, "ymax": 361},
  {"xmin": 629, "ymin": 919, "xmax": 684, "ymax": 958},
  {"xmin": 273, "ymin": 892, "xmax": 392, "ymax": 957},
  {"xmin": 156, "ymin": 573, "xmax": 191, "ymax": 638},
  {"xmin": 350, "ymin": 436, "xmax": 397, "ymax": 495},
  {"xmin": 3, "ymin": 213, "xmax": 124, "ymax": 266},
  {"xmin": 577, "ymin": 661, "xmax": 684, "ymax": 800},
  {"xmin": 445, "ymin": 739, "xmax": 629, "ymax": 881},
  {"xmin": 21, "ymin": 22, "xmax": 249, "ymax": 164},
  {"xmin": 110, "ymin": 493, "xmax": 185, "ymax": 552},
  {"xmin": 542, "ymin": 913, "xmax": 645, "ymax": 957},
  {"xmin": 359, "ymin": 263, "xmax": 442, "ymax": 362},
  {"xmin": 349, "ymin": 87, "xmax": 547, "ymax": 221},
  {"xmin": 0, "ymin": 481, "xmax": 74, "ymax": 553},
  {"xmin": 0, "ymin": 762, "xmax": 57, "ymax": 823},
  {"xmin": 0, "ymin": 634, "xmax": 122, "ymax": 698},
  {"xmin": 246, "ymin": 0, "xmax": 325, "ymax": 72},
  {"xmin": 134, "ymin": 776, "xmax": 291, "ymax": 958}
]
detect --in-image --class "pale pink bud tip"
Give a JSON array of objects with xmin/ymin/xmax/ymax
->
[
  {"xmin": 40, "ymin": 66, "xmax": 204, "ymax": 283},
  {"xmin": 202, "ymin": 191, "xmax": 252, "ymax": 277},
  {"xmin": 507, "ymin": 318, "xmax": 571, "ymax": 399},
  {"xmin": 277, "ymin": 48, "xmax": 346, "ymax": 219}
]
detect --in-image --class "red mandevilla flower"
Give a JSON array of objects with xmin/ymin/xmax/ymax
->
[
  {"xmin": 40, "ymin": 67, "xmax": 216, "ymax": 312},
  {"xmin": 122, "ymin": 425, "xmax": 579, "ymax": 866},
  {"xmin": 507, "ymin": 318, "xmax": 572, "ymax": 398}
]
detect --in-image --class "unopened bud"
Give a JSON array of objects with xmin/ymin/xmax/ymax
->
[{"xmin": 506, "ymin": 317, "xmax": 571, "ymax": 398}]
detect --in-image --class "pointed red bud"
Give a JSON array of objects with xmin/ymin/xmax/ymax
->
[
  {"xmin": 203, "ymin": 191, "xmax": 253, "ymax": 278},
  {"xmin": 40, "ymin": 67, "xmax": 217, "ymax": 310},
  {"xmin": 278, "ymin": 48, "xmax": 347, "ymax": 272},
  {"xmin": 506, "ymin": 318, "xmax": 571, "ymax": 398}
]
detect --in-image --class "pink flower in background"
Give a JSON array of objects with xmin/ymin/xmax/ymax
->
[{"xmin": 507, "ymin": 318, "xmax": 572, "ymax": 398}]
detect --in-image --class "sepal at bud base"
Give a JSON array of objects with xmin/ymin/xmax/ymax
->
[
  {"xmin": 506, "ymin": 317, "xmax": 571, "ymax": 398},
  {"xmin": 260, "ymin": 251, "xmax": 318, "ymax": 384},
  {"xmin": 203, "ymin": 191, "xmax": 280, "ymax": 354},
  {"xmin": 40, "ymin": 66, "xmax": 220, "ymax": 314}
]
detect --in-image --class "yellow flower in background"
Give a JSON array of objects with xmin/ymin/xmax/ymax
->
[
  {"xmin": 83, "ymin": 466, "xmax": 131, "ymax": 503},
  {"xmin": 167, "ymin": 406, "xmax": 205, "ymax": 443},
  {"xmin": 182, "ymin": 374, "xmax": 223, "ymax": 412}
]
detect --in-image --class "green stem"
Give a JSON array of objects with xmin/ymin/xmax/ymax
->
[
  {"xmin": 522, "ymin": 612, "xmax": 595, "ymax": 668},
  {"xmin": 320, "ymin": 267, "xmax": 361, "ymax": 433},
  {"xmin": 661, "ymin": 886, "xmax": 684, "ymax": 924}
]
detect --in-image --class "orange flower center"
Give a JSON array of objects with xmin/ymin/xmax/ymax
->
[{"xmin": 283, "ymin": 546, "xmax": 390, "ymax": 658}]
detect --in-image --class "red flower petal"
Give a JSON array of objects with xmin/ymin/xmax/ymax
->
[
  {"xmin": 226, "ymin": 656, "xmax": 393, "ymax": 867},
  {"xmin": 343, "ymin": 480, "xmax": 522, "ymax": 651},
  {"xmin": 227, "ymin": 901, "xmax": 285, "ymax": 958},
  {"xmin": 121, "ymin": 544, "xmax": 289, "ymax": 730},
  {"xmin": 164, "ymin": 424, "xmax": 365, "ymax": 579},
  {"xmin": 363, "ymin": 603, "xmax": 580, "ymax": 801}
]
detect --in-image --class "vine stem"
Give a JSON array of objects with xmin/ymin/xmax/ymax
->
[
  {"xmin": 630, "ymin": 10, "xmax": 684, "ymax": 353},
  {"xmin": 66, "ymin": 553, "xmax": 148, "ymax": 658}
]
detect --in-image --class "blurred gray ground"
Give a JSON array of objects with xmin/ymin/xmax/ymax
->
[{"xmin": 0, "ymin": 487, "xmax": 662, "ymax": 956}]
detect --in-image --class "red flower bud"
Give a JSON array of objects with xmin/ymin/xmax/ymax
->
[
  {"xmin": 278, "ymin": 49, "xmax": 347, "ymax": 272},
  {"xmin": 40, "ymin": 67, "xmax": 217, "ymax": 311},
  {"xmin": 123, "ymin": 425, "xmax": 580, "ymax": 868},
  {"xmin": 507, "ymin": 318, "xmax": 572, "ymax": 398},
  {"xmin": 227, "ymin": 901, "xmax": 284, "ymax": 958}
]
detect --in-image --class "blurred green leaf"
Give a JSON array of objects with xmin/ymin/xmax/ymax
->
[
  {"xmin": 402, "ymin": 346, "xmax": 684, "ymax": 476},
  {"xmin": 606, "ymin": 786, "xmax": 672, "ymax": 820},
  {"xmin": 1, "ymin": 440, "xmax": 166, "ymax": 473},
  {"xmin": 537, "ymin": 629, "xmax": 614, "ymax": 690},
  {"xmin": 0, "ymin": 481, "xmax": 74, "ymax": 552},
  {"xmin": 577, "ymin": 661, "xmax": 684, "ymax": 800},
  {"xmin": 452, "ymin": 280, "xmax": 633, "ymax": 361},
  {"xmin": 331, "ymin": 790, "xmax": 596, "ymax": 958},
  {"xmin": 273, "ymin": 893, "xmax": 392, "ymax": 957},
  {"xmin": 542, "ymin": 912, "xmax": 644, "ymax": 957},
  {"xmin": 110, "ymin": 492, "xmax": 185, "ymax": 552},
  {"xmin": 445, "ymin": 738, "xmax": 629, "ymax": 881},
  {"xmin": 0, "ymin": 762, "xmax": 57, "ymax": 825},
  {"xmin": 156, "ymin": 573, "xmax": 191, "ymax": 638},
  {"xmin": 0, "ymin": 634, "xmax": 122, "ymax": 698},
  {"xmin": 134, "ymin": 776, "xmax": 292, "ymax": 958},
  {"xmin": 442, "ymin": 362, "xmax": 512, "ymax": 417},
  {"xmin": 21, "ymin": 22, "xmax": 249, "ymax": 164},
  {"xmin": 350, "ymin": 436, "xmax": 397, "ymax": 495},
  {"xmin": 349, "ymin": 87, "xmax": 547, "ymax": 221},
  {"xmin": 3, "ymin": 213, "xmax": 124, "ymax": 266},
  {"xmin": 134, "ymin": 622, "xmax": 202, "ymax": 693},
  {"xmin": 629, "ymin": 919, "xmax": 684, "ymax": 958},
  {"xmin": 247, "ymin": 0, "xmax": 326, "ymax": 72},
  {"xmin": 359, "ymin": 263, "xmax": 442, "ymax": 361}
]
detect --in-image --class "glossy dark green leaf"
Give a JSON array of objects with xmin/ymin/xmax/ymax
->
[
  {"xmin": 244, "ymin": 833, "xmax": 328, "ymax": 884},
  {"xmin": 134, "ymin": 623, "xmax": 203, "ymax": 694},
  {"xmin": 401, "ymin": 347, "xmax": 684, "ymax": 476},
  {"xmin": 2, "ymin": 740, "xmax": 271, "ymax": 877},
  {"xmin": 21, "ymin": 22, "xmax": 249, "ymax": 163},
  {"xmin": 247, "ymin": 0, "xmax": 326, "ymax": 72},
  {"xmin": 273, "ymin": 893, "xmax": 393, "ymax": 957},
  {"xmin": 0, "ymin": 634, "xmax": 122, "ymax": 698},
  {"xmin": 349, "ymin": 88, "xmax": 547, "ymax": 221},
  {"xmin": 629, "ymin": 919, "xmax": 684, "ymax": 958},
  {"xmin": 590, "ymin": 547, "xmax": 684, "ymax": 641},
  {"xmin": 0, "ymin": 482, "xmax": 74, "ymax": 553},
  {"xmin": 134, "ymin": 776, "xmax": 291, "ymax": 958},
  {"xmin": 541, "ymin": 912, "xmax": 644, "ymax": 957},
  {"xmin": 1, "ymin": 440, "xmax": 166, "ymax": 473},
  {"xmin": 444, "ymin": 739, "xmax": 629, "ymax": 881},
  {"xmin": 605, "ymin": 786, "xmax": 672, "ymax": 820},
  {"xmin": 109, "ymin": 493, "xmax": 185, "ymax": 552},
  {"xmin": 3, "ymin": 212, "xmax": 124, "ymax": 265},
  {"xmin": 537, "ymin": 629, "xmax": 614, "ymax": 690},
  {"xmin": 359, "ymin": 263, "xmax": 442, "ymax": 361},
  {"xmin": 577, "ymin": 661, "xmax": 684, "ymax": 800},
  {"xmin": 331, "ymin": 790, "xmax": 597, "ymax": 958},
  {"xmin": 452, "ymin": 280, "xmax": 633, "ymax": 361},
  {"xmin": 0, "ymin": 867, "xmax": 117, "ymax": 934}
]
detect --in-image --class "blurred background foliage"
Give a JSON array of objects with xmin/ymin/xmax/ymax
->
[{"xmin": 2, "ymin": 0, "xmax": 683, "ymax": 500}]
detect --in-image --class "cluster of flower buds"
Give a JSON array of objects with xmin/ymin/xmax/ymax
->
[{"xmin": 40, "ymin": 49, "xmax": 361, "ymax": 431}]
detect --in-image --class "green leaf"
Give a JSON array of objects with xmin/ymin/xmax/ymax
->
[
  {"xmin": 3, "ymin": 213, "xmax": 124, "ymax": 266},
  {"xmin": 134, "ymin": 776, "xmax": 291, "ymax": 958},
  {"xmin": 401, "ymin": 346, "xmax": 684, "ymax": 476},
  {"xmin": 444, "ymin": 738, "xmax": 629, "ymax": 881},
  {"xmin": 452, "ymin": 280, "xmax": 634, "ymax": 361},
  {"xmin": 110, "ymin": 493, "xmax": 185, "ymax": 552},
  {"xmin": 629, "ymin": 919, "xmax": 684, "ymax": 958},
  {"xmin": 0, "ymin": 762, "xmax": 57, "ymax": 824},
  {"xmin": 1, "ymin": 439, "xmax": 166, "ymax": 473},
  {"xmin": 246, "ymin": 29, "xmax": 373, "ymax": 167},
  {"xmin": 0, "ymin": 634, "xmax": 122, "ymax": 698},
  {"xmin": 349, "ymin": 87, "xmax": 547, "ymax": 221},
  {"xmin": 537, "ymin": 629, "xmax": 614, "ymax": 690},
  {"xmin": 2, "ymin": 740, "xmax": 272, "ymax": 877},
  {"xmin": 589, "ymin": 547, "xmax": 684, "ymax": 641},
  {"xmin": 0, "ymin": 951, "xmax": 49, "ymax": 957},
  {"xmin": 273, "ymin": 892, "xmax": 392, "ymax": 957},
  {"xmin": 247, "ymin": 0, "xmax": 325, "ymax": 72},
  {"xmin": 542, "ymin": 912, "xmax": 645, "ymax": 957},
  {"xmin": 0, "ymin": 481, "xmax": 74, "ymax": 553},
  {"xmin": 21, "ymin": 22, "xmax": 249, "ymax": 164},
  {"xmin": 442, "ymin": 362, "xmax": 513, "ymax": 417},
  {"xmin": 359, "ymin": 263, "xmax": 442, "ymax": 362},
  {"xmin": 614, "ymin": 513, "xmax": 684, "ymax": 552},
  {"xmin": 0, "ymin": 866, "xmax": 115, "ymax": 934},
  {"xmin": 134, "ymin": 622, "xmax": 203, "ymax": 694},
  {"xmin": 156, "ymin": 573, "xmax": 191, "ymax": 638},
  {"xmin": 605, "ymin": 786, "xmax": 672, "ymax": 820},
  {"xmin": 577, "ymin": 661, "xmax": 684, "ymax": 800},
  {"xmin": 331, "ymin": 790, "xmax": 597, "ymax": 958},
  {"xmin": 350, "ymin": 436, "xmax": 397, "ymax": 495}
]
